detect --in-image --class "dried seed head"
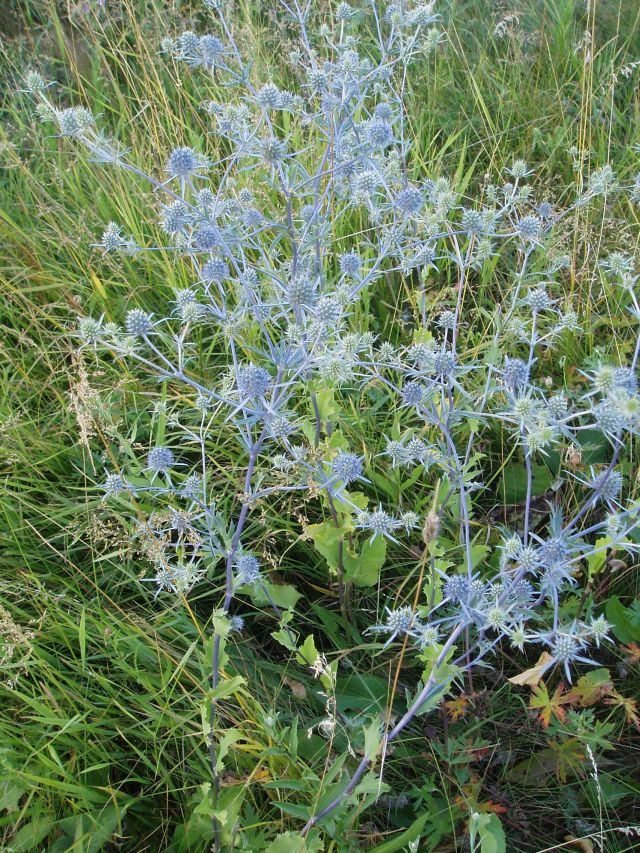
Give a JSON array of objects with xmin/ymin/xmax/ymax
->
[{"xmin": 422, "ymin": 509, "xmax": 440, "ymax": 545}]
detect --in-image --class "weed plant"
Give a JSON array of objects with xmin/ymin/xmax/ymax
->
[{"xmin": 1, "ymin": 0, "xmax": 640, "ymax": 851}]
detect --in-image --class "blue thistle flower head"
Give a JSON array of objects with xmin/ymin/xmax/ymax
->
[
  {"xmin": 395, "ymin": 186, "xmax": 423, "ymax": 216},
  {"xmin": 331, "ymin": 451, "xmax": 364, "ymax": 484},
  {"xmin": 125, "ymin": 309, "xmax": 153, "ymax": 336},
  {"xmin": 401, "ymin": 381, "xmax": 425, "ymax": 407},
  {"xmin": 237, "ymin": 365, "xmax": 272, "ymax": 399},
  {"xmin": 339, "ymin": 251, "xmax": 362, "ymax": 278},
  {"xmin": 202, "ymin": 257, "xmax": 229, "ymax": 282},
  {"xmin": 147, "ymin": 446, "xmax": 175, "ymax": 474},
  {"xmin": 235, "ymin": 554, "xmax": 261, "ymax": 585},
  {"xmin": 166, "ymin": 146, "xmax": 207, "ymax": 179}
]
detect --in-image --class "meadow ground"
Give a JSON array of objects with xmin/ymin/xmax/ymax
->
[{"xmin": 1, "ymin": 0, "xmax": 640, "ymax": 850}]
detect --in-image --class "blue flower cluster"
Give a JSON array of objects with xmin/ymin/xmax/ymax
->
[{"xmin": 24, "ymin": 0, "xmax": 640, "ymax": 835}]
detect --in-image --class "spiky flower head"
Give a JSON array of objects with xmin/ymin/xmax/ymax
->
[
  {"xmin": 516, "ymin": 215, "xmax": 542, "ymax": 241},
  {"xmin": 358, "ymin": 506, "xmax": 398, "ymax": 541},
  {"xmin": 507, "ymin": 159, "xmax": 532, "ymax": 179},
  {"xmin": 588, "ymin": 469, "xmax": 623, "ymax": 504},
  {"xmin": 202, "ymin": 257, "xmax": 229, "ymax": 282},
  {"xmin": 235, "ymin": 554, "xmax": 261, "ymax": 585},
  {"xmin": 103, "ymin": 472, "xmax": 127, "ymax": 497},
  {"xmin": 56, "ymin": 106, "xmax": 94, "ymax": 137},
  {"xmin": 23, "ymin": 69, "xmax": 47, "ymax": 93},
  {"xmin": 78, "ymin": 316, "xmax": 103, "ymax": 345},
  {"xmin": 364, "ymin": 120, "xmax": 393, "ymax": 149},
  {"xmin": 339, "ymin": 251, "xmax": 362, "ymax": 278},
  {"xmin": 314, "ymin": 296, "xmax": 342, "ymax": 326},
  {"xmin": 524, "ymin": 286, "xmax": 553, "ymax": 312},
  {"xmin": 536, "ymin": 200, "xmax": 554, "ymax": 220},
  {"xmin": 181, "ymin": 301, "xmax": 203, "ymax": 324},
  {"xmin": 373, "ymin": 606, "xmax": 415, "ymax": 639},
  {"xmin": 589, "ymin": 615, "xmax": 611, "ymax": 647},
  {"xmin": 437, "ymin": 310, "xmax": 456, "ymax": 331},
  {"xmin": 194, "ymin": 225, "xmax": 220, "ymax": 252},
  {"xmin": 100, "ymin": 222, "xmax": 138, "ymax": 254},
  {"xmin": 229, "ymin": 614, "xmax": 245, "ymax": 633},
  {"xmin": 415, "ymin": 624, "xmax": 439, "ymax": 648},
  {"xmin": 460, "ymin": 208, "xmax": 484, "ymax": 234},
  {"xmin": 260, "ymin": 138, "xmax": 287, "ymax": 165},
  {"xmin": 444, "ymin": 575, "xmax": 469, "ymax": 604},
  {"xmin": 395, "ymin": 186, "xmax": 423, "ymax": 216},
  {"xmin": 402, "ymin": 381, "xmax": 425, "ymax": 406},
  {"xmin": 237, "ymin": 365, "xmax": 271, "ymax": 399},
  {"xmin": 336, "ymin": 2, "xmax": 356, "ymax": 21},
  {"xmin": 287, "ymin": 274, "xmax": 317, "ymax": 310},
  {"xmin": 166, "ymin": 146, "xmax": 208, "ymax": 178},
  {"xmin": 503, "ymin": 357, "xmax": 528, "ymax": 390},
  {"xmin": 486, "ymin": 605, "xmax": 509, "ymax": 631},
  {"xmin": 594, "ymin": 401, "xmax": 627, "ymax": 434},
  {"xmin": 125, "ymin": 309, "xmax": 153, "ymax": 336},
  {"xmin": 147, "ymin": 446, "xmax": 175, "ymax": 474},
  {"xmin": 516, "ymin": 545, "xmax": 541, "ymax": 573},
  {"xmin": 256, "ymin": 83, "xmax": 283, "ymax": 110},
  {"xmin": 331, "ymin": 451, "xmax": 364, "ymax": 484},
  {"xmin": 162, "ymin": 201, "xmax": 191, "ymax": 234},
  {"xmin": 196, "ymin": 32, "xmax": 224, "ymax": 63}
]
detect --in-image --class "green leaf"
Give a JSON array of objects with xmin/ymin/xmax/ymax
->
[
  {"xmin": 271, "ymin": 627, "xmax": 298, "ymax": 651},
  {"xmin": 369, "ymin": 812, "xmax": 431, "ymax": 852},
  {"xmin": 11, "ymin": 814, "xmax": 56, "ymax": 851},
  {"xmin": 215, "ymin": 729, "xmax": 243, "ymax": 773},
  {"xmin": 296, "ymin": 634, "xmax": 318, "ymax": 667},
  {"xmin": 250, "ymin": 581, "xmax": 301, "ymax": 611},
  {"xmin": 343, "ymin": 537, "xmax": 386, "ymax": 587},
  {"xmin": 307, "ymin": 521, "xmax": 349, "ymax": 574},
  {"xmin": 0, "ymin": 779, "xmax": 27, "ymax": 813},
  {"xmin": 587, "ymin": 537, "xmax": 611, "ymax": 581},
  {"xmin": 471, "ymin": 813, "xmax": 506, "ymax": 853},
  {"xmin": 605, "ymin": 596, "xmax": 640, "ymax": 644},
  {"xmin": 578, "ymin": 428, "xmax": 609, "ymax": 465},
  {"xmin": 363, "ymin": 719, "xmax": 382, "ymax": 760},
  {"xmin": 500, "ymin": 463, "xmax": 553, "ymax": 503},
  {"xmin": 209, "ymin": 675, "xmax": 246, "ymax": 702},
  {"xmin": 315, "ymin": 388, "xmax": 339, "ymax": 420},
  {"xmin": 265, "ymin": 832, "xmax": 323, "ymax": 853}
]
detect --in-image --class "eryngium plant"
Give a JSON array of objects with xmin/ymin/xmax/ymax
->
[{"xmin": 23, "ymin": 0, "xmax": 640, "ymax": 845}]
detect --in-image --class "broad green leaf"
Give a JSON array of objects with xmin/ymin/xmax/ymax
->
[
  {"xmin": 265, "ymin": 831, "xmax": 323, "ymax": 852},
  {"xmin": 472, "ymin": 813, "xmax": 506, "ymax": 853},
  {"xmin": 10, "ymin": 814, "xmax": 56, "ymax": 851},
  {"xmin": 369, "ymin": 812, "xmax": 431, "ymax": 852},
  {"xmin": 271, "ymin": 627, "xmax": 298, "ymax": 651},
  {"xmin": 605, "ymin": 596, "xmax": 640, "ymax": 644},
  {"xmin": 499, "ymin": 463, "xmax": 553, "ymax": 503},
  {"xmin": 296, "ymin": 634, "xmax": 319, "ymax": 667},
  {"xmin": 215, "ymin": 729, "xmax": 243, "ymax": 772},
  {"xmin": 343, "ymin": 536, "xmax": 386, "ymax": 587},
  {"xmin": 363, "ymin": 719, "xmax": 382, "ymax": 760},
  {"xmin": 250, "ymin": 581, "xmax": 301, "ymax": 611},
  {"xmin": 587, "ymin": 537, "xmax": 611, "ymax": 581},
  {"xmin": 209, "ymin": 674, "xmax": 246, "ymax": 702}
]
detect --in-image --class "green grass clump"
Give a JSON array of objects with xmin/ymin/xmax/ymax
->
[{"xmin": 1, "ymin": 0, "xmax": 639, "ymax": 851}]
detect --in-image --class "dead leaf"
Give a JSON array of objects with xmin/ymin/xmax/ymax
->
[
  {"xmin": 565, "ymin": 836, "xmax": 594, "ymax": 853},
  {"xmin": 566, "ymin": 668, "xmax": 613, "ymax": 706},
  {"xmin": 283, "ymin": 677, "xmax": 307, "ymax": 699},
  {"xmin": 530, "ymin": 681, "xmax": 572, "ymax": 728},
  {"xmin": 624, "ymin": 643, "xmax": 640, "ymax": 665},
  {"xmin": 605, "ymin": 692, "xmax": 640, "ymax": 730},
  {"xmin": 508, "ymin": 652, "xmax": 553, "ymax": 687},
  {"xmin": 444, "ymin": 692, "xmax": 478, "ymax": 722}
]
